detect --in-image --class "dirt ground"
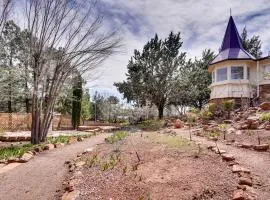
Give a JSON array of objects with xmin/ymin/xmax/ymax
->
[
  {"xmin": 196, "ymin": 126, "xmax": 270, "ymax": 147},
  {"xmin": 72, "ymin": 132, "xmax": 237, "ymax": 200}
]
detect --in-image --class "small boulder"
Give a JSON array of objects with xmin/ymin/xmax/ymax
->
[
  {"xmin": 43, "ymin": 143, "xmax": 55, "ymax": 150},
  {"xmin": 232, "ymin": 165, "xmax": 251, "ymax": 174},
  {"xmin": 241, "ymin": 143, "xmax": 253, "ymax": 149},
  {"xmin": 54, "ymin": 143, "xmax": 65, "ymax": 148},
  {"xmin": 75, "ymin": 161, "xmax": 85, "ymax": 167},
  {"xmin": 19, "ymin": 151, "xmax": 34, "ymax": 163},
  {"xmin": 253, "ymin": 144, "xmax": 269, "ymax": 151},
  {"xmin": 174, "ymin": 119, "xmax": 183, "ymax": 129},
  {"xmin": 222, "ymin": 153, "xmax": 235, "ymax": 161},
  {"xmin": 239, "ymin": 177, "xmax": 252, "ymax": 187},
  {"xmin": 233, "ymin": 190, "xmax": 245, "ymax": 200},
  {"xmin": 259, "ymin": 102, "xmax": 270, "ymax": 111},
  {"xmin": 77, "ymin": 136, "xmax": 84, "ymax": 142}
]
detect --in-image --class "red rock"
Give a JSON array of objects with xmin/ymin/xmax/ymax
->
[
  {"xmin": 232, "ymin": 165, "xmax": 251, "ymax": 174},
  {"xmin": 233, "ymin": 190, "xmax": 245, "ymax": 200},
  {"xmin": 239, "ymin": 177, "xmax": 252, "ymax": 186},
  {"xmin": 259, "ymin": 102, "xmax": 270, "ymax": 111},
  {"xmin": 253, "ymin": 144, "xmax": 269, "ymax": 151},
  {"xmin": 222, "ymin": 154, "xmax": 235, "ymax": 161},
  {"xmin": 43, "ymin": 144, "xmax": 54, "ymax": 150},
  {"xmin": 241, "ymin": 143, "xmax": 253, "ymax": 149},
  {"xmin": 19, "ymin": 152, "xmax": 34, "ymax": 163},
  {"xmin": 174, "ymin": 119, "xmax": 183, "ymax": 129}
]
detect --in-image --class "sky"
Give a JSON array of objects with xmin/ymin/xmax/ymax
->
[
  {"xmin": 13, "ymin": 0, "xmax": 270, "ymax": 100},
  {"xmin": 84, "ymin": 0, "xmax": 270, "ymax": 99}
]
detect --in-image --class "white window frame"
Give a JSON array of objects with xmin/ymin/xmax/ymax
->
[
  {"xmin": 216, "ymin": 67, "xmax": 227, "ymax": 82},
  {"xmin": 231, "ymin": 66, "xmax": 244, "ymax": 80}
]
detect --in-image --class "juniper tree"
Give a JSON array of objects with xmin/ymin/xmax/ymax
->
[{"xmin": 115, "ymin": 32, "xmax": 186, "ymax": 119}]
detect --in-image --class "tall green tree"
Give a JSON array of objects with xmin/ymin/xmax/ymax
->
[
  {"xmin": 171, "ymin": 49, "xmax": 215, "ymax": 109},
  {"xmin": 115, "ymin": 32, "xmax": 186, "ymax": 119},
  {"xmin": 81, "ymin": 89, "xmax": 91, "ymax": 124},
  {"xmin": 241, "ymin": 27, "xmax": 262, "ymax": 59},
  {"xmin": 72, "ymin": 75, "xmax": 83, "ymax": 129}
]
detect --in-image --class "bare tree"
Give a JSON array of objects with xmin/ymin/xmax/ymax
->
[
  {"xmin": 24, "ymin": 0, "xmax": 120, "ymax": 144},
  {"xmin": 0, "ymin": 0, "xmax": 12, "ymax": 34}
]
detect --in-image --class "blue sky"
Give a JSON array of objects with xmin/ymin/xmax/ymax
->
[{"xmin": 13, "ymin": 0, "xmax": 270, "ymax": 99}]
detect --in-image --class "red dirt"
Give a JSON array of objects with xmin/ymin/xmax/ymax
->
[{"xmin": 72, "ymin": 132, "xmax": 237, "ymax": 200}]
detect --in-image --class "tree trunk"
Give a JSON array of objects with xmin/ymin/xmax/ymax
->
[{"xmin": 158, "ymin": 105, "xmax": 164, "ymax": 119}]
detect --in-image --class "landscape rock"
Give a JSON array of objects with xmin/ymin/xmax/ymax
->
[
  {"xmin": 232, "ymin": 165, "xmax": 251, "ymax": 174},
  {"xmin": 75, "ymin": 161, "xmax": 85, "ymax": 167},
  {"xmin": 77, "ymin": 136, "xmax": 84, "ymax": 142},
  {"xmin": 241, "ymin": 143, "xmax": 253, "ymax": 149},
  {"xmin": 235, "ymin": 130, "xmax": 243, "ymax": 135},
  {"xmin": 7, "ymin": 157, "xmax": 20, "ymax": 163},
  {"xmin": 239, "ymin": 177, "xmax": 252, "ymax": 186},
  {"xmin": 19, "ymin": 152, "xmax": 34, "ymax": 163},
  {"xmin": 34, "ymin": 146, "xmax": 43, "ymax": 153},
  {"xmin": 233, "ymin": 190, "xmax": 245, "ymax": 200},
  {"xmin": 174, "ymin": 119, "xmax": 183, "ymax": 129},
  {"xmin": 253, "ymin": 144, "xmax": 269, "ymax": 151},
  {"xmin": 227, "ymin": 127, "xmax": 236, "ymax": 134},
  {"xmin": 43, "ymin": 144, "xmax": 55, "ymax": 150},
  {"xmin": 62, "ymin": 190, "xmax": 78, "ymax": 200},
  {"xmin": 83, "ymin": 148, "xmax": 93, "ymax": 154},
  {"xmin": 221, "ymin": 153, "xmax": 235, "ymax": 161},
  {"xmin": 259, "ymin": 102, "xmax": 270, "ymax": 111},
  {"xmin": 54, "ymin": 143, "xmax": 65, "ymax": 148}
]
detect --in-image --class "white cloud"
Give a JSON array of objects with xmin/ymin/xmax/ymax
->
[{"xmin": 11, "ymin": 0, "xmax": 270, "ymax": 97}]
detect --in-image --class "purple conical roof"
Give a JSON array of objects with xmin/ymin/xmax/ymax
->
[{"xmin": 211, "ymin": 16, "xmax": 255, "ymax": 65}]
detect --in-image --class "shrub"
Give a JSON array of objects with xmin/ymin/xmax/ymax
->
[
  {"xmin": 106, "ymin": 131, "xmax": 128, "ymax": 144},
  {"xmin": 137, "ymin": 120, "xmax": 165, "ymax": 131},
  {"xmin": 208, "ymin": 103, "xmax": 216, "ymax": 114},
  {"xmin": 199, "ymin": 109, "xmax": 213, "ymax": 121},
  {"xmin": 260, "ymin": 112, "xmax": 270, "ymax": 122},
  {"xmin": 221, "ymin": 100, "xmax": 235, "ymax": 119}
]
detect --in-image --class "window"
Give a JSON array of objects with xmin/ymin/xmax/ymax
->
[
  {"xmin": 231, "ymin": 66, "xmax": 244, "ymax": 80},
  {"xmin": 216, "ymin": 67, "xmax": 227, "ymax": 82},
  {"xmin": 212, "ymin": 71, "xmax": 215, "ymax": 83},
  {"xmin": 264, "ymin": 66, "xmax": 270, "ymax": 80},
  {"xmin": 247, "ymin": 67, "xmax": 250, "ymax": 79}
]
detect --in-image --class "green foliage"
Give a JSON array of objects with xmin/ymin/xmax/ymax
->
[
  {"xmin": 115, "ymin": 32, "xmax": 186, "ymax": 119},
  {"xmin": 199, "ymin": 109, "xmax": 213, "ymax": 121},
  {"xmin": 137, "ymin": 120, "xmax": 165, "ymax": 131},
  {"xmin": 208, "ymin": 103, "xmax": 216, "ymax": 114},
  {"xmin": 260, "ymin": 112, "xmax": 270, "ymax": 122},
  {"xmin": 221, "ymin": 100, "xmax": 234, "ymax": 111},
  {"xmin": 189, "ymin": 107, "xmax": 200, "ymax": 114},
  {"xmin": 154, "ymin": 134, "xmax": 193, "ymax": 149},
  {"xmin": 81, "ymin": 89, "xmax": 91, "ymax": 123},
  {"xmin": 101, "ymin": 153, "xmax": 120, "ymax": 171},
  {"xmin": 85, "ymin": 154, "xmax": 99, "ymax": 168},
  {"xmin": 241, "ymin": 27, "xmax": 262, "ymax": 59},
  {"xmin": 46, "ymin": 135, "xmax": 71, "ymax": 144},
  {"xmin": 106, "ymin": 131, "xmax": 128, "ymax": 144},
  {"xmin": 171, "ymin": 49, "xmax": 215, "ymax": 109},
  {"xmin": 0, "ymin": 143, "xmax": 36, "ymax": 159},
  {"xmin": 72, "ymin": 74, "xmax": 83, "ymax": 129}
]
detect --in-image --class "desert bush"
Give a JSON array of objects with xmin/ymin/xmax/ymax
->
[
  {"xmin": 208, "ymin": 103, "xmax": 216, "ymax": 113},
  {"xmin": 221, "ymin": 100, "xmax": 235, "ymax": 119},
  {"xmin": 105, "ymin": 131, "xmax": 128, "ymax": 144},
  {"xmin": 199, "ymin": 109, "xmax": 214, "ymax": 122},
  {"xmin": 137, "ymin": 120, "xmax": 166, "ymax": 131},
  {"xmin": 189, "ymin": 107, "xmax": 200, "ymax": 114},
  {"xmin": 260, "ymin": 112, "xmax": 270, "ymax": 122}
]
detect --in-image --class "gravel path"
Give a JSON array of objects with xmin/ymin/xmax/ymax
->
[
  {"xmin": 174, "ymin": 129, "xmax": 270, "ymax": 199},
  {"xmin": 0, "ymin": 133, "xmax": 110, "ymax": 200}
]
